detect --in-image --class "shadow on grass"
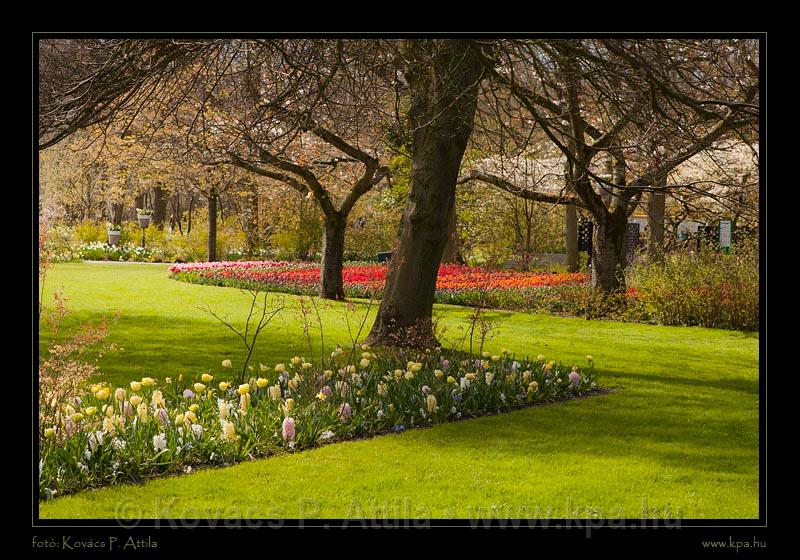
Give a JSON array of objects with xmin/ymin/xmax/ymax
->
[
  {"xmin": 606, "ymin": 370, "xmax": 759, "ymax": 397},
  {"xmin": 409, "ymin": 392, "xmax": 758, "ymax": 476},
  {"xmin": 39, "ymin": 311, "xmax": 353, "ymax": 386}
]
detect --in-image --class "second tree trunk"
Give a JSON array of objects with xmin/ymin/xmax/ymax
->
[
  {"xmin": 320, "ymin": 215, "xmax": 346, "ymax": 300},
  {"xmin": 591, "ymin": 210, "xmax": 628, "ymax": 292}
]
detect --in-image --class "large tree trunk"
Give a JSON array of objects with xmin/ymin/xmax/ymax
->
[
  {"xmin": 565, "ymin": 204, "xmax": 579, "ymax": 272},
  {"xmin": 647, "ymin": 182, "xmax": 666, "ymax": 260},
  {"xmin": 320, "ymin": 214, "xmax": 346, "ymax": 300},
  {"xmin": 153, "ymin": 185, "xmax": 167, "ymax": 228},
  {"xmin": 366, "ymin": 40, "xmax": 481, "ymax": 348},
  {"xmin": 207, "ymin": 189, "xmax": 218, "ymax": 262},
  {"xmin": 441, "ymin": 203, "xmax": 459, "ymax": 263},
  {"xmin": 591, "ymin": 209, "xmax": 628, "ymax": 292}
]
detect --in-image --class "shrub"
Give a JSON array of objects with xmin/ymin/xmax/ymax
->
[
  {"xmin": 43, "ymin": 217, "xmax": 250, "ymax": 263},
  {"xmin": 626, "ymin": 241, "xmax": 759, "ymax": 330},
  {"xmin": 73, "ymin": 221, "xmax": 107, "ymax": 244}
]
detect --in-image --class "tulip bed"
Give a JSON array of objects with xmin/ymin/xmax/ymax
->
[
  {"xmin": 39, "ymin": 346, "xmax": 597, "ymax": 500},
  {"xmin": 169, "ymin": 261, "xmax": 590, "ymax": 309}
]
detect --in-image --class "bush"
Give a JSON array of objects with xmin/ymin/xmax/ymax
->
[
  {"xmin": 626, "ymin": 241, "xmax": 759, "ymax": 330},
  {"xmin": 43, "ymin": 217, "xmax": 250, "ymax": 263},
  {"xmin": 73, "ymin": 221, "xmax": 107, "ymax": 244}
]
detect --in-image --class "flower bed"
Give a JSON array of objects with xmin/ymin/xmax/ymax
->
[
  {"xmin": 169, "ymin": 261, "xmax": 590, "ymax": 306},
  {"xmin": 38, "ymin": 347, "xmax": 598, "ymax": 500}
]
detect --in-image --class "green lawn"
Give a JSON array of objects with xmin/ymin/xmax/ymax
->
[{"xmin": 38, "ymin": 262, "xmax": 759, "ymax": 519}]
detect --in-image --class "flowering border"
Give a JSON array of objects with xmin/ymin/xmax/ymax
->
[{"xmin": 39, "ymin": 347, "xmax": 598, "ymax": 501}]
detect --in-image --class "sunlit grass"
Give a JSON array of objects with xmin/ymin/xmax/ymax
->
[{"xmin": 38, "ymin": 262, "xmax": 759, "ymax": 519}]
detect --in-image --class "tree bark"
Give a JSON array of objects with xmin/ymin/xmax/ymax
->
[
  {"xmin": 187, "ymin": 194, "xmax": 194, "ymax": 235},
  {"xmin": 366, "ymin": 40, "xmax": 482, "ymax": 348},
  {"xmin": 441, "ymin": 203, "xmax": 459, "ymax": 263},
  {"xmin": 591, "ymin": 209, "xmax": 628, "ymax": 292},
  {"xmin": 647, "ymin": 182, "xmax": 666, "ymax": 260},
  {"xmin": 207, "ymin": 189, "xmax": 218, "ymax": 262},
  {"xmin": 244, "ymin": 185, "xmax": 260, "ymax": 257},
  {"xmin": 108, "ymin": 202, "xmax": 124, "ymax": 226},
  {"xmin": 565, "ymin": 204, "xmax": 578, "ymax": 272},
  {"xmin": 320, "ymin": 214, "xmax": 346, "ymax": 300},
  {"xmin": 153, "ymin": 185, "xmax": 167, "ymax": 228}
]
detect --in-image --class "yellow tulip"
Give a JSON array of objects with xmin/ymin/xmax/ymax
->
[{"xmin": 201, "ymin": 373, "xmax": 213, "ymax": 383}]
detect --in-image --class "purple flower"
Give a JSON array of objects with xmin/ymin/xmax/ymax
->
[
  {"xmin": 421, "ymin": 385, "xmax": 431, "ymax": 395},
  {"xmin": 64, "ymin": 417, "xmax": 76, "ymax": 436},
  {"xmin": 280, "ymin": 372, "xmax": 289, "ymax": 383},
  {"xmin": 569, "ymin": 371, "xmax": 581, "ymax": 388},
  {"xmin": 282, "ymin": 417, "xmax": 296, "ymax": 441},
  {"xmin": 453, "ymin": 393, "xmax": 462, "ymax": 403},
  {"xmin": 156, "ymin": 407, "xmax": 170, "ymax": 425},
  {"xmin": 392, "ymin": 424, "xmax": 406, "ymax": 433},
  {"xmin": 321, "ymin": 386, "xmax": 333, "ymax": 397},
  {"xmin": 339, "ymin": 402, "xmax": 352, "ymax": 423},
  {"xmin": 441, "ymin": 359, "xmax": 450, "ymax": 371},
  {"xmin": 183, "ymin": 389, "xmax": 195, "ymax": 400}
]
